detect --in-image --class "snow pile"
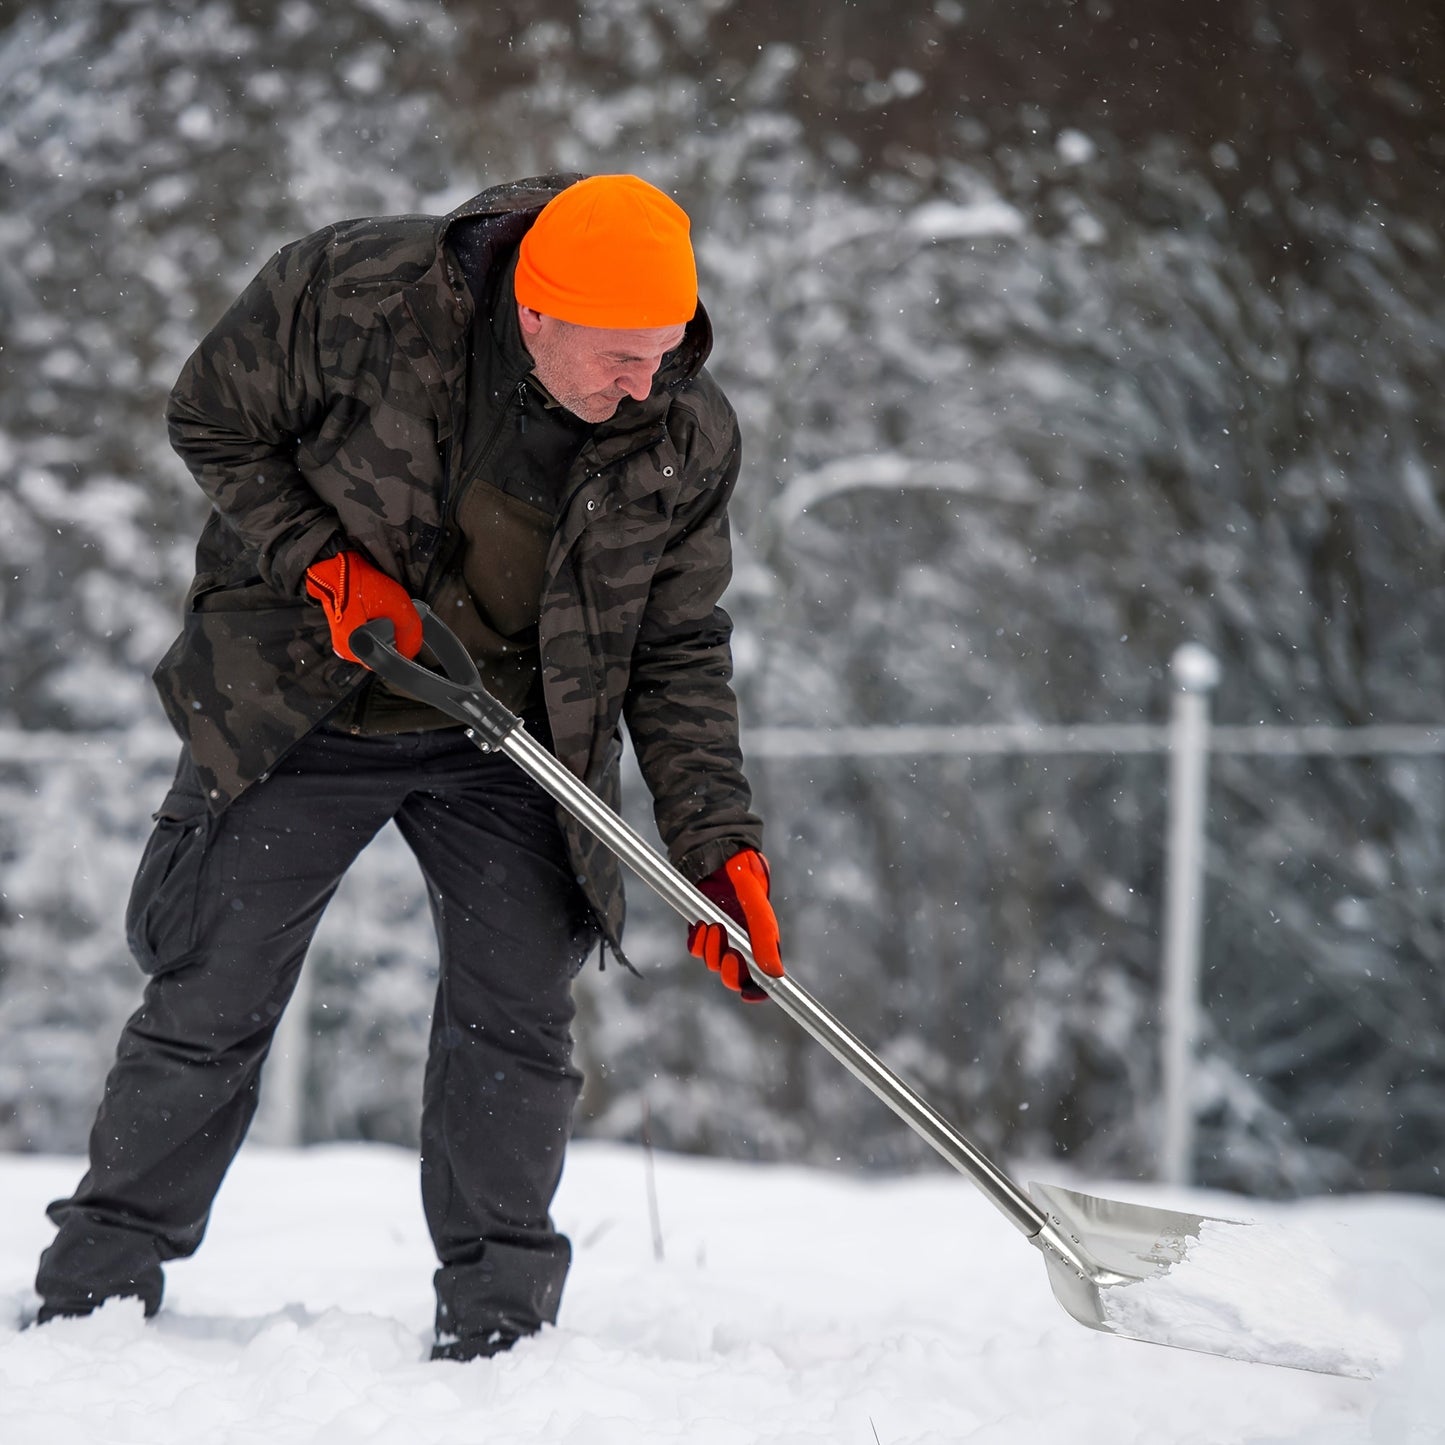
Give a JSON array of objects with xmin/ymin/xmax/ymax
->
[
  {"xmin": 1, "ymin": 1143, "xmax": 1442, "ymax": 1445},
  {"xmin": 1102, "ymin": 1214, "xmax": 1399, "ymax": 1379}
]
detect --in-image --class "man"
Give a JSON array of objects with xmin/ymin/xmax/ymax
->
[{"xmin": 35, "ymin": 174, "xmax": 782, "ymax": 1361}]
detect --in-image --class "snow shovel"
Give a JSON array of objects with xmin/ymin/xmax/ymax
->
[{"xmin": 351, "ymin": 605, "xmax": 1378, "ymax": 1379}]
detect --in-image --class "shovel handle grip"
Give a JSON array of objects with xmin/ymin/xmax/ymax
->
[{"xmin": 351, "ymin": 606, "xmax": 519, "ymax": 747}]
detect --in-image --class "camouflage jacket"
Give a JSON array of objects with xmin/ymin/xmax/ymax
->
[{"xmin": 156, "ymin": 175, "xmax": 763, "ymax": 945}]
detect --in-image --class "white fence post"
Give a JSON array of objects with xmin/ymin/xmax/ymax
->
[{"xmin": 1159, "ymin": 643, "xmax": 1220, "ymax": 1187}]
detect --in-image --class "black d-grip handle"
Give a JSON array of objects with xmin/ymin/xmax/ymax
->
[{"xmin": 350, "ymin": 602, "xmax": 521, "ymax": 747}]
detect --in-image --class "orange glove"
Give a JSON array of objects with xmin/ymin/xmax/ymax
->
[
  {"xmin": 305, "ymin": 550, "xmax": 422, "ymax": 664},
  {"xmin": 687, "ymin": 848, "xmax": 783, "ymax": 1003}
]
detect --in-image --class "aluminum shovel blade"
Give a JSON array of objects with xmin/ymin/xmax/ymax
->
[{"xmin": 1028, "ymin": 1182, "xmax": 1384, "ymax": 1378}]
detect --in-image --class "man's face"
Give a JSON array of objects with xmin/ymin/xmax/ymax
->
[{"xmin": 517, "ymin": 306, "xmax": 687, "ymax": 424}]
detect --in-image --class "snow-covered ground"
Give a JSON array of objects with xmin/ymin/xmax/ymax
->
[{"xmin": 2, "ymin": 1141, "xmax": 1441, "ymax": 1444}]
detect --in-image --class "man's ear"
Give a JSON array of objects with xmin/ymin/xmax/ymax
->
[{"xmin": 516, "ymin": 303, "xmax": 544, "ymax": 337}]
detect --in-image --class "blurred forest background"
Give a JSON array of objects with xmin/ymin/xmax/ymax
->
[{"xmin": 0, "ymin": 0, "xmax": 1442, "ymax": 1198}]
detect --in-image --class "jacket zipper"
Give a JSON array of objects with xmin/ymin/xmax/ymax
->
[{"xmin": 418, "ymin": 376, "xmax": 530, "ymax": 603}]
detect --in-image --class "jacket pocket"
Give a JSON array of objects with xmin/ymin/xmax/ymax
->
[{"xmin": 125, "ymin": 776, "xmax": 213, "ymax": 976}]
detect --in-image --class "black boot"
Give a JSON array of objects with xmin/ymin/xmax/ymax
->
[
  {"xmin": 35, "ymin": 1215, "xmax": 164, "ymax": 1322},
  {"xmin": 429, "ymin": 1327, "xmax": 529, "ymax": 1362}
]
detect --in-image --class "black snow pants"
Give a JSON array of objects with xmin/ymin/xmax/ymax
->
[{"xmin": 35, "ymin": 723, "xmax": 599, "ymax": 1346}]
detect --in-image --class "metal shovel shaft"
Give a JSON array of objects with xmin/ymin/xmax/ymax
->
[
  {"xmin": 349, "ymin": 610, "xmax": 1055, "ymax": 1239},
  {"xmin": 493, "ymin": 717, "xmax": 1050, "ymax": 1241}
]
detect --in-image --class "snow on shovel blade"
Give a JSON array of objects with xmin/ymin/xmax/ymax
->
[{"xmin": 1028, "ymin": 1182, "xmax": 1393, "ymax": 1379}]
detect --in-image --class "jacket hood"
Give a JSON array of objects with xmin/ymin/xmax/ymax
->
[{"xmin": 444, "ymin": 173, "xmax": 588, "ymax": 228}]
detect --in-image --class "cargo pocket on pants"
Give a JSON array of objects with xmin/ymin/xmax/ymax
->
[{"xmin": 125, "ymin": 782, "xmax": 213, "ymax": 976}]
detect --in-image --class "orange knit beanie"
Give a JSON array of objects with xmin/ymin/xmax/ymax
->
[{"xmin": 514, "ymin": 174, "xmax": 697, "ymax": 329}]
